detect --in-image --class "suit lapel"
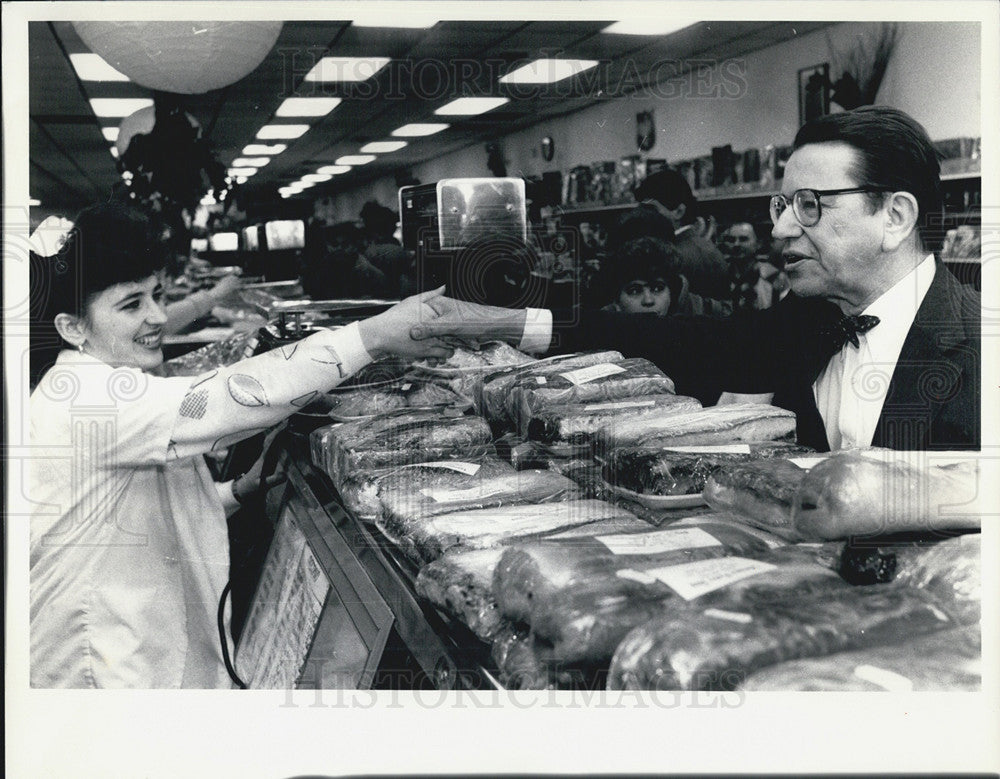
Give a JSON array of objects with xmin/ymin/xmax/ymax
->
[{"xmin": 871, "ymin": 263, "xmax": 962, "ymax": 449}]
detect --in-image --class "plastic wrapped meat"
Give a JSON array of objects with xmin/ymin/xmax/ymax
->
[
  {"xmin": 604, "ymin": 442, "xmax": 815, "ymax": 497},
  {"xmin": 337, "ymin": 456, "xmax": 515, "ymax": 523},
  {"xmin": 526, "ymin": 394, "xmax": 701, "ymax": 445},
  {"xmin": 739, "ymin": 624, "xmax": 980, "ymax": 691},
  {"xmin": 415, "ymin": 548, "xmax": 507, "ymax": 641},
  {"xmin": 594, "ymin": 403, "xmax": 797, "ymax": 451},
  {"xmin": 702, "ymin": 458, "xmax": 810, "ymax": 540},
  {"xmin": 511, "ymin": 358, "xmax": 677, "ymax": 436},
  {"xmin": 310, "ymin": 410, "xmax": 493, "ymax": 493},
  {"xmin": 890, "ymin": 533, "xmax": 981, "ymax": 625},
  {"xmin": 379, "ymin": 468, "xmax": 581, "ymax": 533},
  {"xmin": 791, "ymin": 450, "xmax": 981, "ymax": 541},
  {"xmin": 384, "ymin": 499, "xmax": 640, "ymax": 564},
  {"xmin": 509, "ymin": 541, "xmax": 847, "ymax": 666},
  {"xmin": 608, "ymin": 583, "xmax": 955, "ymax": 690},
  {"xmin": 325, "ymin": 386, "xmax": 407, "ymax": 418},
  {"xmin": 494, "ymin": 514, "xmax": 787, "ymax": 627},
  {"xmin": 412, "ymin": 341, "xmax": 535, "ymax": 372},
  {"xmin": 414, "ymin": 514, "xmax": 652, "ymax": 643},
  {"xmin": 159, "ymin": 330, "xmax": 258, "ymax": 376},
  {"xmin": 491, "ymin": 624, "xmax": 561, "ymax": 690},
  {"xmin": 478, "ymin": 351, "xmax": 624, "ymax": 431}
]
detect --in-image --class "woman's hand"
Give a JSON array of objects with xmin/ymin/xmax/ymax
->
[{"xmin": 357, "ymin": 287, "xmax": 457, "ymax": 361}]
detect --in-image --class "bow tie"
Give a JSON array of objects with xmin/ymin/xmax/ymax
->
[{"xmin": 822, "ymin": 314, "xmax": 881, "ymax": 352}]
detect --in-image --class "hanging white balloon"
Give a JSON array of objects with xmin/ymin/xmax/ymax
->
[
  {"xmin": 72, "ymin": 21, "xmax": 283, "ymax": 95},
  {"xmin": 116, "ymin": 105, "xmax": 201, "ymax": 157}
]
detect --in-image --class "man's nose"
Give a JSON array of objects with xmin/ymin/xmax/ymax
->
[{"xmin": 771, "ymin": 207, "xmax": 802, "ymax": 242}]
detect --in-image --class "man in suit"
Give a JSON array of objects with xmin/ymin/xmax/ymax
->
[{"xmin": 414, "ymin": 106, "xmax": 980, "ymax": 451}]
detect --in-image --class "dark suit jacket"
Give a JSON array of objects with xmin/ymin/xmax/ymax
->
[{"xmin": 551, "ymin": 262, "xmax": 980, "ymax": 451}]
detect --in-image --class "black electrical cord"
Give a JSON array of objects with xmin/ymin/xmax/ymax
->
[{"xmin": 218, "ymin": 580, "xmax": 247, "ymax": 689}]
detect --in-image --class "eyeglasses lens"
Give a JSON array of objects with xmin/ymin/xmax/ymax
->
[{"xmin": 793, "ymin": 190, "xmax": 820, "ymax": 226}]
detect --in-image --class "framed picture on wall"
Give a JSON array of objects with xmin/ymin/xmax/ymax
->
[{"xmin": 798, "ymin": 63, "xmax": 830, "ymax": 125}]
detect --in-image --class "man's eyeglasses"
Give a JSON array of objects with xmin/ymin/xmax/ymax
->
[{"xmin": 769, "ymin": 187, "xmax": 888, "ymax": 227}]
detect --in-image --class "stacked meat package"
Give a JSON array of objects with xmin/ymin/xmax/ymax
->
[{"xmin": 304, "ymin": 347, "xmax": 982, "ymax": 690}]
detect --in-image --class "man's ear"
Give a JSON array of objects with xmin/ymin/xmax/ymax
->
[
  {"xmin": 881, "ymin": 191, "xmax": 920, "ymax": 252},
  {"xmin": 54, "ymin": 313, "xmax": 87, "ymax": 348},
  {"xmin": 672, "ymin": 202, "xmax": 687, "ymax": 224}
]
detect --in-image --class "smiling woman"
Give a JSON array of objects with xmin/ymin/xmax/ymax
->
[{"xmin": 28, "ymin": 200, "xmax": 457, "ymax": 688}]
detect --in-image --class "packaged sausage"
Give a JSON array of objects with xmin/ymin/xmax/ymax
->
[
  {"xmin": 593, "ymin": 403, "xmax": 797, "ymax": 452},
  {"xmin": 608, "ymin": 584, "xmax": 955, "ymax": 690},
  {"xmin": 738, "ymin": 624, "xmax": 980, "ymax": 691},
  {"xmin": 526, "ymin": 394, "xmax": 700, "ymax": 445}
]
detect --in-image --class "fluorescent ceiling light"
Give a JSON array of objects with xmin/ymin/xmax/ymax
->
[
  {"xmin": 391, "ymin": 123, "xmax": 449, "ymax": 137},
  {"xmin": 242, "ymin": 143, "xmax": 287, "ymax": 155},
  {"xmin": 256, "ymin": 124, "xmax": 310, "ymax": 140},
  {"xmin": 69, "ymin": 53, "xmax": 129, "ymax": 81},
  {"xmin": 435, "ymin": 97, "xmax": 509, "ymax": 116},
  {"xmin": 351, "ymin": 18, "xmax": 435, "ymax": 29},
  {"xmin": 110, "ymin": 147, "xmax": 119, "ymax": 158},
  {"xmin": 90, "ymin": 98, "xmax": 154, "ymax": 117},
  {"xmin": 200, "ymin": 194, "xmax": 217, "ymax": 206},
  {"xmin": 317, "ymin": 165, "xmax": 352, "ymax": 175},
  {"xmin": 280, "ymin": 190, "xmax": 295, "ymax": 199},
  {"xmin": 602, "ymin": 21, "xmax": 696, "ymax": 35},
  {"xmin": 296, "ymin": 180, "xmax": 317, "ymax": 189},
  {"xmin": 302, "ymin": 173, "xmax": 333, "ymax": 183},
  {"xmin": 359, "ymin": 141, "xmax": 407, "ymax": 153},
  {"xmin": 231, "ymin": 157, "xmax": 270, "ymax": 167},
  {"xmin": 29, "ymin": 197, "xmax": 42, "ymax": 207},
  {"xmin": 304, "ymin": 57, "xmax": 392, "ymax": 82},
  {"xmin": 499, "ymin": 59, "xmax": 599, "ymax": 85},
  {"xmin": 102, "ymin": 127, "xmax": 119, "ymax": 142},
  {"xmin": 335, "ymin": 155, "xmax": 375, "ymax": 166},
  {"xmin": 228, "ymin": 167, "xmax": 259, "ymax": 177},
  {"xmin": 236, "ymin": 176, "xmax": 248, "ymax": 185},
  {"xmin": 275, "ymin": 97, "xmax": 342, "ymax": 117}
]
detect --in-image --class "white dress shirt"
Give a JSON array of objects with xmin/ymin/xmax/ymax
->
[{"xmin": 813, "ymin": 254, "xmax": 937, "ymax": 450}]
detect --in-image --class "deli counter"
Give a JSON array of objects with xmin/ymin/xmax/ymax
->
[{"xmin": 165, "ymin": 287, "xmax": 983, "ymax": 693}]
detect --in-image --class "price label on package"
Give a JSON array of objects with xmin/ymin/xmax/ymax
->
[
  {"xmin": 583, "ymin": 399, "xmax": 656, "ymax": 412},
  {"xmin": 596, "ymin": 526, "xmax": 721, "ymax": 555},
  {"xmin": 400, "ymin": 461, "xmax": 482, "ymax": 476},
  {"xmin": 645, "ymin": 557, "xmax": 777, "ymax": 600},
  {"xmin": 558, "ymin": 363, "xmax": 626, "ymax": 386}
]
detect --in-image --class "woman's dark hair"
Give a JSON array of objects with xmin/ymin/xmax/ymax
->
[
  {"xmin": 793, "ymin": 106, "xmax": 942, "ymax": 251},
  {"xmin": 29, "ymin": 200, "xmax": 165, "ymax": 387},
  {"xmin": 605, "ymin": 236, "xmax": 683, "ymax": 303},
  {"xmin": 45, "ymin": 200, "xmax": 167, "ymax": 320}
]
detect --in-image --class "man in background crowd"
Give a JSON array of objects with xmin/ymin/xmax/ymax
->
[{"xmin": 633, "ymin": 168, "xmax": 731, "ymax": 299}]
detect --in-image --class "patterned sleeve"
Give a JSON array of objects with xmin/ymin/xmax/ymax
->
[{"xmin": 166, "ymin": 322, "xmax": 372, "ymax": 460}]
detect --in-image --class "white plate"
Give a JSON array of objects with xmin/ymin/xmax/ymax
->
[{"xmin": 605, "ymin": 481, "xmax": 707, "ymax": 509}]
